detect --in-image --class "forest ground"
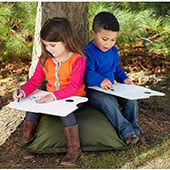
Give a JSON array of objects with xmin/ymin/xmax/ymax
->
[{"xmin": 0, "ymin": 49, "xmax": 169, "ymax": 168}]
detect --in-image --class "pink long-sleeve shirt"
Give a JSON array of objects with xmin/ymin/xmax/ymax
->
[{"xmin": 21, "ymin": 53, "xmax": 86, "ymax": 100}]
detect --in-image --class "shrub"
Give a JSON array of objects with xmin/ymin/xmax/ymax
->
[{"xmin": 0, "ymin": 2, "xmax": 37, "ymax": 61}]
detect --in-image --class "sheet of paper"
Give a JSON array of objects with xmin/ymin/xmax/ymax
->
[
  {"xmin": 7, "ymin": 89, "xmax": 88, "ymax": 117},
  {"xmin": 88, "ymin": 84, "xmax": 165, "ymax": 100}
]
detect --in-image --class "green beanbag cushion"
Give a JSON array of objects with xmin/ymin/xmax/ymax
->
[{"xmin": 23, "ymin": 104, "xmax": 127, "ymax": 153}]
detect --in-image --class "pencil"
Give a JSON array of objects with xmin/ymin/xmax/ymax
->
[{"xmin": 17, "ymin": 89, "xmax": 20, "ymax": 102}]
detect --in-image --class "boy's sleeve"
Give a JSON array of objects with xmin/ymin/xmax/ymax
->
[
  {"xmin": 85, "ymin": 51, "xmax": 105, "ymax": 87},
  {"xmin": 113, "ymin": 47, "xmax": 128, "ymax": 83},
  {"xmin": 52, "ymin": 57, "xmax": 85, "ymax": 100},
  {"xmin": 114, "ymin": 65, "xmax": 128, "ymax": 83},
  {"xmin": 20, "ymin": 61, "xmax": 45, "ymax": 97}
]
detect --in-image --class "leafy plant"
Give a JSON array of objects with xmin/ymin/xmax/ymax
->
[
  {"xmin": 147, "ymin": 17, "xmax": 170, "ymax": 57},
  {"xmin": 0, "ymin": 2, "xmax": 37, "ymax": 61}
]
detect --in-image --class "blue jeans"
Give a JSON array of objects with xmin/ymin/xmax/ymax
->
[
  {"xmin": 25, "ymin": 112, "xmax": 77, "ymax": 127},
  {"xmin": 25, "ymin": 104, "xmax": 84, "ymax": 127},
  {"xmin": 87, "ymin": 89, "xmax": 140, "ymax": 139},
  {"xmin": 25, "ymin": 103, "xmax": 84, "ymax": 127}
]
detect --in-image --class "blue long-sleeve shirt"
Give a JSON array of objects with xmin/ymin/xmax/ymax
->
[{"xmin": 84, "ymin": 41, "xmax": 128, "ymax": 87}]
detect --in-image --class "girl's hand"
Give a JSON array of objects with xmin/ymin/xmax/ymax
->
[
  {"xmin": 101, "ymin": 79, "xmax": 113, "ymax": 90},
  {"xmin": 36, "ymin": 94, "xmax": 54, "ymax": 104},
  {"xmin": 13, "ymin": 90, "xmax": 24, "ymax": 101},
  {"xmin": 124, "ymin": 78, "xmax": 134, "ymax": 85}
]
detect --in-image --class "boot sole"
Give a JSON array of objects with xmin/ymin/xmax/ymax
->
[
  {"xmin": 60, "ymin": 153, "xmax": 83, "ymax": 166},
  {"xmin": 23, "ymin": 155, "xmax": 34, "ymax": 159},
  {"xmin": 23, "ymin": 151, "xmax": 35, "ymax": 159}
]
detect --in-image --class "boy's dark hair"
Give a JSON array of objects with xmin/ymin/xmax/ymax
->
[{"xmin": 92, "ymin": 11, "xmax": 119, "ymax": 32}]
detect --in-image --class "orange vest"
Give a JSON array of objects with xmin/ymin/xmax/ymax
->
[{"xmin": 44, "ymin": 53, "xmax": 86, "ymax": 96}]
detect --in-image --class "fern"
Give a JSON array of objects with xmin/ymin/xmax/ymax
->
[{"xmin": 0, "ymin": 2, "xmax": 37, "ymax": 61}]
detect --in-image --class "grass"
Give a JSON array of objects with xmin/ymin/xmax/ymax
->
[{"xmin": 79, "ymin": 136, "xmax": 169, "ymax": 168}]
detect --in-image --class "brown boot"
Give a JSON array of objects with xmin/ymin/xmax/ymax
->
[
  {"xmin": 22, "ymin": 120, "xmax": 38, "ymax": 159},
  {"xmin": 60, "ymin": 124, "xmax": 82, "ymax": 166}
]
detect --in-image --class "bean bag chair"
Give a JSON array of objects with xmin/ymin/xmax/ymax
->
[
  {"xmin": 22, "ymin": 79, "xmax": 127, "ymax": 153},
  {"xmin": 22, "ymin": 103, "xmax": 127, "ymax": 153}
]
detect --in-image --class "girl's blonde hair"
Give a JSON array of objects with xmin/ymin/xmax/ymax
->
[{"xmin": 39, "ymin": 17, "xmax": 84, "ymax": 68}]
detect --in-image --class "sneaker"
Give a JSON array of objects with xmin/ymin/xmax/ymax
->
[
  {"xmin": 136, "ymin": 134, "xmax": 145, "ymax": 144},
  {"xmin": 125, "ymin": 134, "xmax": 139, "ymax": 146}
]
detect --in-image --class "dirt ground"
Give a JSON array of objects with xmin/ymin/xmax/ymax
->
[{"xmin": 0, "ymin": 52, "xmax": 170, "ymax": 168}]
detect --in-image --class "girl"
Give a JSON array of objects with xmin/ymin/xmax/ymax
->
[{"xmin": 13, "ymin": 17, "xmax": 86, "ymax": 166}]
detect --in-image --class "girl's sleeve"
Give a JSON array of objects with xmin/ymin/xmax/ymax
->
[
  {"xmin": 52, "ymin": 57, "xmax": 85, "ymax": 100},
  {"xmin": 20, "ymin": 61, "xmax": 45, "ymax": 97}
]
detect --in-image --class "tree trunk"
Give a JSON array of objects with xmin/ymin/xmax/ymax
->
[
  {"xmin": 42, "ymin": 2, "xmax": 89, "ymax": 48},
  {"xmin": 29, "ymin": 2, "xmax": 88, "ymax": 77}
]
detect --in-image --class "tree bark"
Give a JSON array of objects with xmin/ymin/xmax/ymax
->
[
  {"xmin": 29, "ymin": 2, "xmax": 89, "ymax": 77},
  {"xmin": 42, "ymin": 2, "xmax": 89, "ymax": 48}
]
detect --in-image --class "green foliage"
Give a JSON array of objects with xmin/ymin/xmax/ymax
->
[
  {"xmin": 108, "ymin": 2, "xmax": 170, "ymax": 17},
  {"xmin": 148, "ymin": 17, "xmax": 170, "ymax": 57},
  {"xmin": 0, "ymin": 2, "xmax": 37, "ymax": 61},
  {"xmin": 0, "ymin": 2, "xmax": 169, "ymax": 60},
  {"xmin": 89, "ymin": 2, "xmax": 170, "ymax": 58}
]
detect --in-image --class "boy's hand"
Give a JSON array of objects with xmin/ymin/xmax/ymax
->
[
  {"xmin": 36, "ymin": 94, "xmax": 54, "ymax": 104},
  {"xmin": 124, "ymin": 78, "xmax": 134, "ymax": 85},
  {"xmin": 101, "ymin": 79, "xmax": 113, "ymax": 90},
  {"xmin": 13, "ymin": 90, "xmax": 24, "ymax": 101}
]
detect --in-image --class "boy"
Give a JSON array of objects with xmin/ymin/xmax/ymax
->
[{"xmin": 84, "ymin": 11, "xmax": 142, "ymax": 145}]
